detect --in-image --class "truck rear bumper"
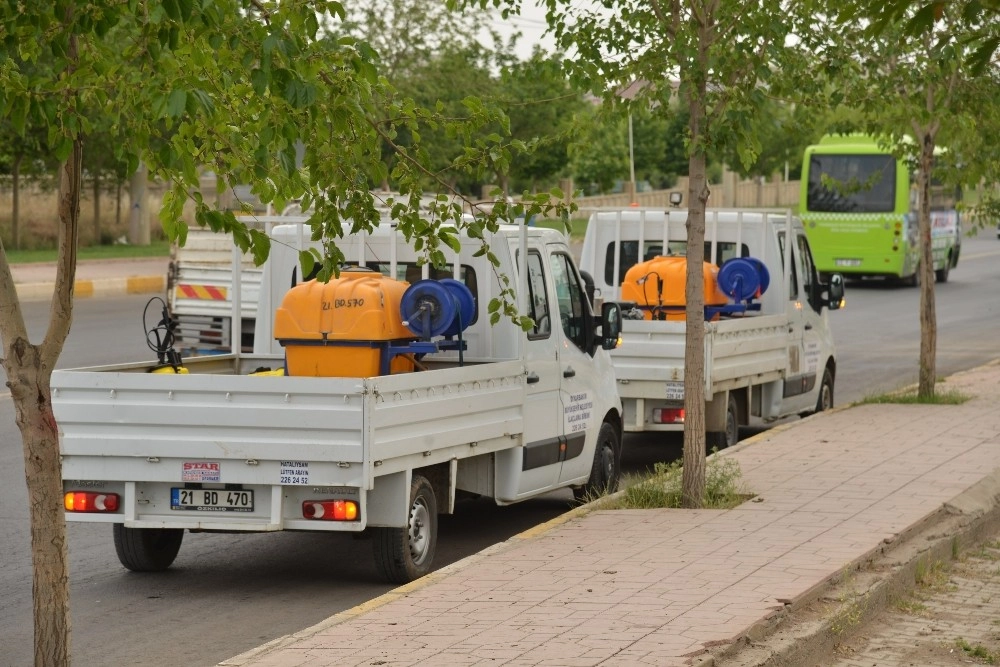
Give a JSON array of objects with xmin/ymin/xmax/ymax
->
[{"xmin": 63, "ymin": 480, "xmax": 366, "ymax": 532}]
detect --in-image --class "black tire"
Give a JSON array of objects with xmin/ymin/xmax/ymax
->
[
  {"xmin": 707, "ymin": 393, "xmax": 739, "ymax": 451},
  {"xmin": 573, "ymin": 421, "xmax": 622, "ymax": 501},
  {"xmin": 373, "ymin": 475, "xmax": 437, "ymax": 584},
  {"xmin": 935, "ymin": 256, "xmax": 950, "ymax": 283},
  {"xmin": 113, "ymin": 525, "xmax": 184, "ymax": 572},
  {"xmin": 814, "ymin": 367, "xmax": 834, "ymax": 413}
]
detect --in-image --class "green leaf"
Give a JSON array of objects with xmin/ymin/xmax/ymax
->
[
  {"xmin": 167, "ymin": 89, "xmax": 187, "ymax": 117},
  {"xmin": 299, "ymin": 250, "xmax": 318, "ymax": 279},
  {"xmin": 53, "ymin": 139, "xmax": 73, "ymax": 162},
  {"xmin": 204, "ymin": 209, "xmax": 225, "ymax": 232},
  {"xmin": 251, "ymin": 68, "xmax": 268, "ymax": 96},
  {"xmin": 162, "ymin": 0, "xmax": 181, "ymax": 21},
  {"xmin": 249, "ymin": 228, "xmax": 271, "ymax": 266},
  {"xmin": 439, "ymin": 230, "xmax": 461, "ymax": 254}
]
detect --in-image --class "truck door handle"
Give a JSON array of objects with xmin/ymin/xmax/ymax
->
[
  {"xmin": 804, "ymin": 323, "xmax": 813, "ymax": 330},
  {"xmin": 526, "ymin": 372, "xmax": 540, "ymax": 384},
  {"xmin": 563, "ymin": 367, "xmax": 576, "ymax": 378}
]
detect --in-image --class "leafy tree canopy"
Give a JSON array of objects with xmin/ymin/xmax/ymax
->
[{"xmin": 0, "ymin": 1, "xmax": 568, "ymax": 303}]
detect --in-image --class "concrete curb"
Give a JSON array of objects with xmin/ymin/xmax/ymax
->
[{"xmin": 15, "ymin": 276, "xmax": 166, "ymax": 302}]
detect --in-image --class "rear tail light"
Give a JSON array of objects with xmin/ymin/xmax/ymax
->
[
  {"xmin": 302, "ymin": 500, "xmax": 359, "ymax": 521},
  {"xmin": 652, "ymin": 408, "xmax": 685, "ymax": 424},
  {"xmin": 64, "ymin": 491, "xmax": 120, "ymax": 513}
]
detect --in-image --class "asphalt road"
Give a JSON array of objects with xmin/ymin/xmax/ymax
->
[{"xmin": 1, "ymin": 227, "xmax": 998, "ymax": 666}]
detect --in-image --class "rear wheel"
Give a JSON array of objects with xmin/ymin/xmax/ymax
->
[
  {"xmin": 707, "ymin": 393, "xmax": 739, "ymax": 451},
  {"xmin": 573, "ymin": 422, "xmax": 622, "ymax": 502},
  {"xmin": 373, "ymin": 475, "xmax": 438, "ymax": 584},
  {"xmin": 113, "ymin": 525, "xmax": 184, "ymax": 572},
  {"xmin": 935, "ymin": 255, "xmax": 951, "ymax": 283}
]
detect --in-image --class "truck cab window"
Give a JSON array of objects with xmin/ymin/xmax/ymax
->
[
  {"xmin": 795, "ymin": 234, "xmax": 819, "ymax": 311},
  {"xmin": 549, "ymin": 252, "xmax": 588, "ymax": 351},
  {"xmin": 777, "ymin": 232, "xmax": 799, "ymax": 299},
  {"xmin": 522, "ymin": 251, "xmax": 551, "ymax": 338}
]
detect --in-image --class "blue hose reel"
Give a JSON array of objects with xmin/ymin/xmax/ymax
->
[
  {"xmin": 400, "ymin": 278, "xmax": 475, "ymax": 339},
  {"xmin": 718, "ymin": 257, "xmax": 770, "ymax": 302}
]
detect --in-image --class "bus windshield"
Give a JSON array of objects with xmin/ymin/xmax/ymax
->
[{"xmin": 806, "ymin": 154, "xmax": 896, "ymax": 213}]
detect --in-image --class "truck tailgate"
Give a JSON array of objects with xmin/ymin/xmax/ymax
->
[
  {"xmin": 54, "ymin": 371, "xmax": 368, "ymax": 487},
  {"xmin": 612, "ymin": 314, "xmax": 788, "ymax": 399}
]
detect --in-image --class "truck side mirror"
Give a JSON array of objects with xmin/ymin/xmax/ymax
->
[
  {"xmin": 825, "ymin": 273, "xmax": 845, "ymax": 310},
  {"xmin": 599, "ymin": 302, "xmax": 622, "ymax": 350}
]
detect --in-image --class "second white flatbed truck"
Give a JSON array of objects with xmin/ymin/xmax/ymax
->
[
  {"xmin": 579, "ymin": 208, "xmax": 845, "ymax": 447},
  {"xmin": 56, "ymin": 219, "xmax": 624, "ymax": 583}
]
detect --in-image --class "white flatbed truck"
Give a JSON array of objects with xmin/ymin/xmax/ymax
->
[
  {"xmin": 56, "ymin": 219, "xmax": 624, "ymax": 583},
  {"xmin": 578, "ymin": 208, "xmax": 845, "ymax": 447}
]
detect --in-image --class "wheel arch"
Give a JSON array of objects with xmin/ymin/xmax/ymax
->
[
  {"xmin": 414, "ymin": 462, "xmax": 451, "ymax": 515},
  {"xmin": 602, "ymin": 408, "xmax": 623, "ymax": 442}
]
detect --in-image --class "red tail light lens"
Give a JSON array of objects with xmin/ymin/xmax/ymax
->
[
  {"xmin": 64, "ymin": 491, "xmax": 120, "ymax": 513},
  {"xmin": 652, "ymin": 408, "xmax": 685, "ymax": 424},
  {"xmin": 302, "ymin": 500, "xmax": 359, "ymax": 521}
]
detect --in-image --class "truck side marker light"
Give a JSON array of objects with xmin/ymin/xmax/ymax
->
[
  {"xmin": 64, "ymin": 491, "xmax": 120, "ymax": 513},
  {"xmin": 303, "ymin": 500, "xmax": 359, "ymax": 521}
]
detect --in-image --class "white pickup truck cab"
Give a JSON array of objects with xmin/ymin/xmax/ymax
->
[
  {"xmin": 56, "ymin": 219, "xmax": 623, "ymax": 583},
  {"xmin": 578, "ymin": 207, "xmax": 845, "ymax": 447}
]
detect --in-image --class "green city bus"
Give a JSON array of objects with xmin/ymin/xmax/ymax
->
[{"xmin": 799, "ymin": 134, "xmax": 961, "ymax": 285}]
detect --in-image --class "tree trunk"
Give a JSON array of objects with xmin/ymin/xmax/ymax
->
[
  {"xmin": 93, "ymin": 172, "xmax": 101, "ymax": 245},
  {"xmin": 115, "ymin": 182, "xmax": 122, "ymax": 229},
  {"xmin": 128, "ymin": 163, "xmax": 150, "ymax": 245},
  {"xmin": 12, "ymin": 153, "xmax": 22, "ymax": 250},
  {"xmin": 0, "ymin": 138, "xmax": 83, "ymax": 667},
  {"xmin": 681, "ymin": 84, "xmax": 710, "ymax": 509},
  {"xmin": 14, "ymin": 343, "xmax": 71, "ymax": 667},
  {"xmin": 916, "ymin": 130, "xmax": 937, "ymax": 399}
]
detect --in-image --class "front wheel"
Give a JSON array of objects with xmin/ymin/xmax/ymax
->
[
  {"xmin": 373, "ymin": 475, "xmax": 438, "ymax": 584},
  {"xmin": 815, "ymin": 367, "xmax": 835, "ymax": 413},
  {"xmin": 573, "ymin": 422, "xmax": 622, "ymax": 502},
  {"xmin": 113, "ymin": 525, "xmax": 184, "ymax": 572}
]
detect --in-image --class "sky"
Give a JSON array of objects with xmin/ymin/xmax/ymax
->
[{"xmin": 482, "ymin": 1, "xmax": 558, "ymax": 61}]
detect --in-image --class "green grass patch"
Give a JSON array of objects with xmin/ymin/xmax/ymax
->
[
  {"xmin": 915, "ymin": 557, "xmax": 951, "ymax": 589},
  {"xmin": 894, "ymin": 596, "xmax": 928, "ymax": 614},
  {"xmin": 956, "ymin": 637, "xmax": 999, "ymax": 664},
  {"xmin": 6, "ymin": 241, "xmax": 172, "ymax": 264},
  {"xmin": 858, "ymin": 388, "xmax": 971, "ymax": 405},
  {"xmin": 603, "ymin": 455, "xmax": 751, "ymax": 510}
]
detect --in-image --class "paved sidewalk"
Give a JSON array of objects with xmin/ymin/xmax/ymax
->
[
  {"xmin": 10, "ymin": 257, "xmax": 169, "ymax": 301},
  {"xmin": 222, "ymin": 361, "xmax": 1000, "ymax": 667}
]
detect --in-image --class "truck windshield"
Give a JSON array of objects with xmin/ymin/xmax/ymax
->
[
  {"xmin": 604, "ymin": 241, "xmax": 748, "ymax": 285},
  {"xmin": 806, "ymin": 154, "xmax": 896, "ymax": 213}
]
